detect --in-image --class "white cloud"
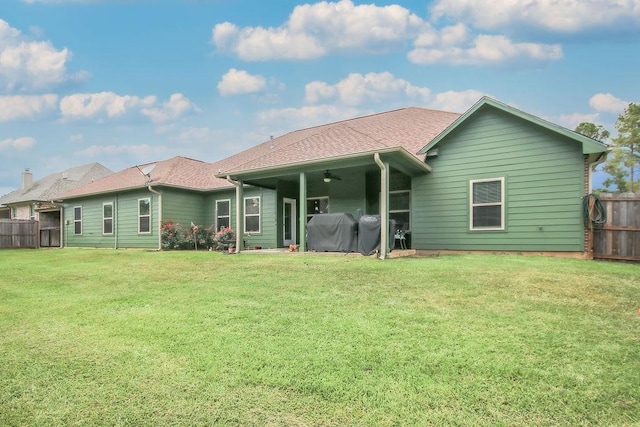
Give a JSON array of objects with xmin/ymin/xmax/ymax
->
[
  {"xmin": 258, "ymin": 105, "xmax": 360, "ymax": 130},
  {"xmin": 0, "ymin": 94, "xmax": 58, "ymax": 121},
  {"xmin": 217, "ymin": 69, "xmax": 266, "ymax": 96},
  {"xmin": 555, "ymin": 112, "xmax": 600, "ymax": 130},
  {"xmin": 428, "ymin": 89, "xmax": 487, "ymax": 112},
  {"xmin": 69, "ymin": 133, "xmax": 84, "ymax": 142},
  {"xmin": 409, "ymin": 34, "xmax": 562, "ymax": 65},
  {"xmin": 60, "ymin": 92, "xmax": 197, "ymax": 124},
  {"xmin": 0, "ymin": 136, "xmax": 36, "ymax": 151},
  {"xmin": 141, "ymin": 93, "xmax": 199, "ymax": 124},
  {"xmin": 589, "ymin": 93, "xmax": 629, "ymax": 114},
  {"xmin": 0, "ymin": 19, "xmax": 81, "ymax": 92},
  {"xmin": 22, "ymin": 0, "xmax": 98, "ymax": 3},
  {"xmin": 306, "ymin": 72, "xmax": 431, "ymax": 106},
  {"xmin": 212, "ymin": 0, "xmax": 425, "ymax": 60},
  {"xmin": 174, "ymin": 127, "xmax": 212, "ymax": 143},
  {"xmin": 76, "ymin": 143, "xmax": 169, "ymax": 159},
  {"xmin": 429, "ymin": 0, "xmax": 640, "ymax": 33},
  {"xmin": 60, "ymin": 92, "xmax": 155, "ymax": 119}
]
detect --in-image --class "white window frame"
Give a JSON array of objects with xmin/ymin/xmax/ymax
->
[
  {"xmin": 73, "ymin": 206, "xmax": 82, "ymax": 235},
  {"xmin": 103, "ymin": 202, "xmax": 114, "ymax": 235},
  {"xmin": 138, "ymin": 198, "xmax": 151, "ymax": 234},
  {"xmin": 389, "ymin": 190, "xmax": 411, "ymax": 230},
  {"xmin": 470, "ymin": 177, "xmax": 505, "ymax": 231},
  {"xmin": 244, "ymin": 196, "xmax": 261, "ymax": 234},
  {"xmin": 306, "ymin": 196, "xmax": 329, "ymax": 222},
  {"xmin": 216, "ymin": 199, "xmax": 231, "ymax": 231}
]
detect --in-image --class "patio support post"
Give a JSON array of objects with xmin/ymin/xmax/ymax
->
[
  {"xmin": 299, "ymin": 172, "xmax": 307, "ymax": 252},
  {"xmin": 235, "ymin": 180, "xmax": 244, "ymax": 253},
  {"xmin": 147, "ymin": 185, "xmax": 162, "ymax": 251},
  {"xmin": 227, "ymin": 176, "xmax": 244, "ymax": 253},
  {"xmin": 374, "ymin": 153, "xmax": 389, "ymax": 260}
]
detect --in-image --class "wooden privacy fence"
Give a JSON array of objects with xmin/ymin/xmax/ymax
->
[
  {"xmin": 0, "ymin": 219, "xmax": 39, "ymax": 249},
  {"xmin": 592, "ymin": 194, "xmax": 640, "ymax": 262}
]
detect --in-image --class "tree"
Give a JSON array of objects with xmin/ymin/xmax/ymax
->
[
  {"xmin": 607, "ymin": 103, "xmax": 640, "ymax": 193},
  {"xmin": 575, "ymin": 122, "xmax": 610, "ymax": 141},
  {"xmin": 575, "ymin": 121, "xmax": 611, "ymax": 179}
]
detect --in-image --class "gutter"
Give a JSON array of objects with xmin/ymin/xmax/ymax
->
[
  {"xmin": 146, "ymin": 184, "xmax": 162, "ymax": 251},
  {"xmin": 374, "ymin": 153, "xmax": 389, "ymax": 260},
  {"xmin": 215, "ymin": 147, "xmax": 432, "ymax": 179}
]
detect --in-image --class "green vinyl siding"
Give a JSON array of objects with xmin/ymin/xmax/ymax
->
[
  {"xmin": 206, "ymin": 188, "xmax": 279, "ymax": 249},
  {"xmin": 64, "ymin": 197, "xmax": 116, "ymax": 248},
  {"xmin": 63, "ymin": 189, "xmax": 159, "ymax": 249},
  {"xmin": 116, "ymin": 192, "xmax": 158, "ymax": 248},
  {"xmin": 162, "ymin": 188, "xmax": 208, "ymax": 229},
  {"xmin": 306, "ymin": 168, "xmax": 367, "ymax": 218},
  {"xmin": 412, "ymin": 107, "xmax": 586, "ymax": 252}
]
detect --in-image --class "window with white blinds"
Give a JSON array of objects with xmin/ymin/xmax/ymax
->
[{"xmin": 470, "ymin": 178, "xmax": 504, "ymax": 230}]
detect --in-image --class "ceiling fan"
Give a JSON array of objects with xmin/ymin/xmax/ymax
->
[{"xmin": 323, "ymin": 170, "xmax": 341, "ymax": 183}]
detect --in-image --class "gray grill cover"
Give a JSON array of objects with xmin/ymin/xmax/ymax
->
[
  {"xmin": 357, "ymin": 215, "xmax": 396, "ymax": 256},
  {"xmin": 307, "ymin": 213, "xmax": 358, "ymax": 252}
]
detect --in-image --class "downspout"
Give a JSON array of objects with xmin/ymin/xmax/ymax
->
[
  {"xmin": 374, "ymin": 153, "xmax": 389, "ymax": 260},
  {"xmin": 147, "ymin": 185, "xmax": 162, "ymax": 251},
  {"xmin": 588, "ymin": 149, "xmax": 610, "ymax": 192},
  {"xmin": 226, "ymin": 176, "xmax": 244, "ymax": 253},
  {"xmin": 114, "ymin": 194, "xmax": 118, "ymax": 249}
]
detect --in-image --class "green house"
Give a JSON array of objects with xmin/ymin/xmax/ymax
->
[{"xmin": 57, "ymin": 97, "xmax": 608, "ymax": 257}]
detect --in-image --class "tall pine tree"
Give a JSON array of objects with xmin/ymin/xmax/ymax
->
[{"xmin": 606, "ymin": 103, "xmax": 640, "ymax": 193}]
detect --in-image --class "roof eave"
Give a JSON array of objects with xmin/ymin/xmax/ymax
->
[{"xmin": 217, "ymin": 147, "xmax": 431, "ymax": 180}]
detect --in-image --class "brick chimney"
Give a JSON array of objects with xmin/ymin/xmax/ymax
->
[{"xmin": 22, "ymin": 168, "xmax": 33, "ymax": 190}]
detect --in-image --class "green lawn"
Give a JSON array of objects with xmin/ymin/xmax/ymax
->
[{"xmin": 0, "ymin": 250, "xmax": 638, "ymax": 426}]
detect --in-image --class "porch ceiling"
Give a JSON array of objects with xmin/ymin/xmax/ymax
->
[{"xmin": 221, "ymin": 149, "xmax": 431, "ymax": 189}]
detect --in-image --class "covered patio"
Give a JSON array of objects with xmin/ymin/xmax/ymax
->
[{"xmin": 219, "ymin": 149, "xmax": 430, "ymax": 259}]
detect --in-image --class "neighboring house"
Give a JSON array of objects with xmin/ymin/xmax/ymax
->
[
  {"xmin": 0, "ymin": 164, "xmax": 113, "ymax": 247},
  {"xmin": 58, "ymin": 97, "xmax": 608, "ymax": 257}
]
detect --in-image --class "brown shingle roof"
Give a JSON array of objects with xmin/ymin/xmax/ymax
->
[
  {"xmin": 57, "ymin": 156, "xmax": 230, "ymax": 199},
  {"xmin": 217, "ymin": 107, "xmax": 460, "ymax": 175},
  {"xmin": 57, "ymin": 107, "xmax": 461, "ymax": 199}
]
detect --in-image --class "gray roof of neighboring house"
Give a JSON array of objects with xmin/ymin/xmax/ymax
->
[{"xmin": 0, "ymin": 163, "xmax": 113, "ymax": 206}]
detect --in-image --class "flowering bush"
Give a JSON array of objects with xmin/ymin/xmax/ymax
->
[
  {"xmin": 212, "ymin": 227, "xmax": 236, "ymax": 251},
  {"xmin": 161, "ymin": 219, "xmax": 215, "ymax": 250}
]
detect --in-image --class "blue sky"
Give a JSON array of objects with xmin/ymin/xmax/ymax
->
[{"xmin": 1, "ymin": 0, "xmax": 639, "ymax": 195}]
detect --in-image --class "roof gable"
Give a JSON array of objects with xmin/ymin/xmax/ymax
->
[{"xmin": 418, "ymin": 97, "xmax": 609, "ymax": 156}]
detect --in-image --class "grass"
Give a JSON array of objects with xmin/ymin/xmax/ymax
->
[{"xmin": 0, "ymin": 249, "xmax": 638, "ymax": 426}]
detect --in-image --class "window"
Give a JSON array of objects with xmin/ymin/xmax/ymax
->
[
  {"xmin": 389, "ymin": 190, "xmax": 410, "ymax": 231},
  {"xmin": 307, "ymin": 197, "xmax": 329, "ymax": 222},
  {"xmin": 216, "ymin": 199, "xmax": 230, "ymax": 231},
  {"xmin": 29, "ymin": 205, "xmax": 35, "ymax": 220},
  {"xmin": 470, "ymin": 178, "xmax": 504, "ymax": 230},
  {"xmin": 74, "ymin": 206, "xmax": 82, "ymax": 235},
  {"xmin": 244, "ymin": 196, "xmax": 260, "ymax": 233},
  {"xmin": 103, "ymin": 203, "xmax": 113, "ymax": 235},
  {"xmin": 11, "ymin": 207, "xmax": 16, "ymax": 219},
  {"xmin": 138, "ymin": 198, "xmax": 151, "ymax": 233}
]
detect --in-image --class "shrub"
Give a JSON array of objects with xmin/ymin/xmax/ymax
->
[
  {"xmin": 161, "ymin": 220, "xmax": 216, "ymax": 250},
  {"xmin": 212, "ymin": 227, "xmax": 236, "ymax": 251}
]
